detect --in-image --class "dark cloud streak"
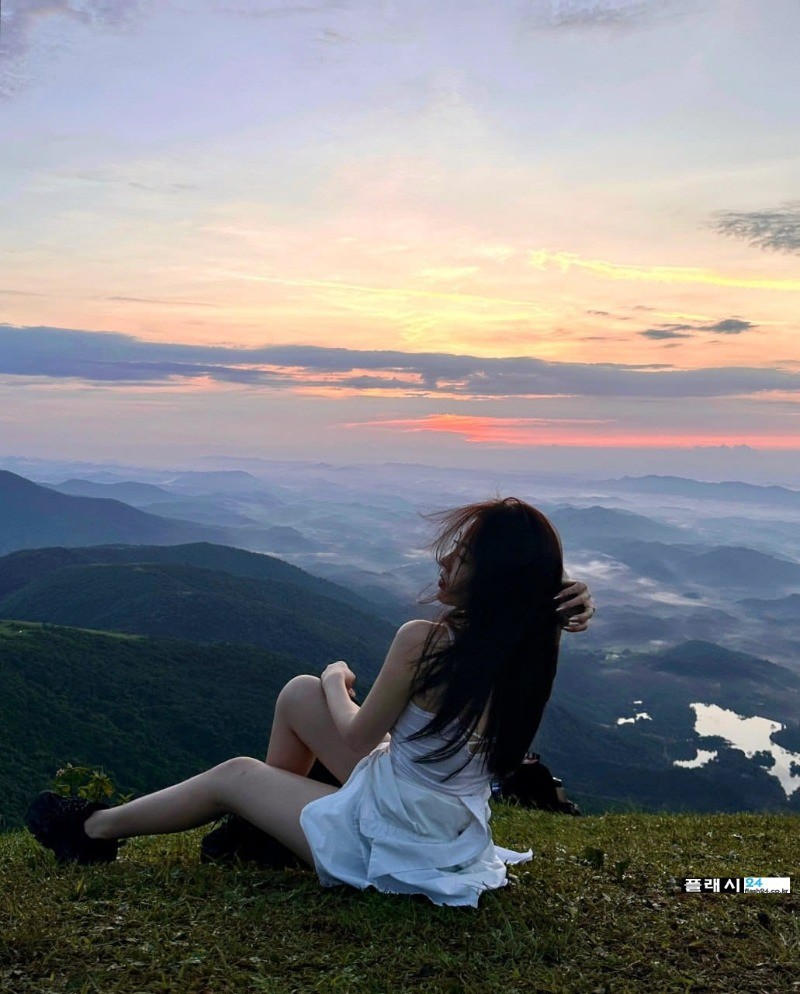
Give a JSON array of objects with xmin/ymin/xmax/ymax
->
[
  {"xmin": 522, "ymin": 0, "xmax": 707, "ymax": 32},
  {"xmin": 1, "ymin": 324, "xmax": 797, "ymax": 401},
  {"xmin": 641, "ymin": 330, "xmax": 691, "ymax": 340},
  {"xmin": 710, "ymin": 202, "xmax": 800, "ymax": 255},
  {"xmin": 639, "ymin": 316, "xmax": 755, "ymax": 341}
]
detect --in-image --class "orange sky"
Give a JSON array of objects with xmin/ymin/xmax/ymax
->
[{"xmin": 1, "ymin": 1, "xmax": 799, "ymax": 470}]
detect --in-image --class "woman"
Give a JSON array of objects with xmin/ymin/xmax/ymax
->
[{"xmin": 26, "ymin": 497, "xmax": 595, "ymax": 908}]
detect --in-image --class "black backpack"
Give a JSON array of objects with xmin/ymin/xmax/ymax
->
[{"xmin": 491, "ymin": 753, "xmax": 582, "ymax": 815}]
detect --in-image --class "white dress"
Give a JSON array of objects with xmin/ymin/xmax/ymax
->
[{"xmin": 299, "ymin": 691, "xmax": 533, "ymax": 909}]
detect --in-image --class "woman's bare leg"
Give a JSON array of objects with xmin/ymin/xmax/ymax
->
[
  {"xmin": 83, "ymin": 757, "xmax": 338, "ymax": 865},
  {"xmin": 79, "ymin": 675, "xmax": 373, "ymax": 864},
  {"xmin": 266, "ymin": 675, "xmax": 379, "ymax": 784}
]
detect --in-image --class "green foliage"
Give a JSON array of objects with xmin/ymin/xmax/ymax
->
[
  {"xmin": 1, "ymin": 809, "xmax": 797, "ymax": 994},
  {"xmin": 0, "ymin": 620, "xmax": 307, "ymax": 829},
  {"xmin": 50, "ymin": 762, "xmax": 134, "ymax": 805},
  {"xmin": 0, "ymin": 559, "xmax": 397, "ymax": 672}
]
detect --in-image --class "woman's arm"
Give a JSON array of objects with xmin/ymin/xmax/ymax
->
[
  {"xmin": 321, "ymin": 670, "xmax": 362, "ymax": 743},
  {"xmin": 321, "ymin": 620, "xmax": 429, "ymax": 754}
]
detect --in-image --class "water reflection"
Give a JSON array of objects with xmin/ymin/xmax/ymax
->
[
  {"xmin": 617, "ymin": 700, "xmax": 652, "ymax": 725},
  {"xmin": 675, "ymin": 748, "xmax": 718, "ymax": 769},
  {"xmin": 617, "ymin": 712, "xmax": 652, "ymax": 725},
  {"xmin": 675, "ymin": 702, "xmax": 800, "ymax": 798}
]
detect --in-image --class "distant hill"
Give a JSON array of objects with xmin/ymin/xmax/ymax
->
[
  {"xmin": 0, "ymin": 470, "xmax": 231, "ymax": 555},
  {"xmin": 0, "ymin": 470, "xmax": 332, "ymax": 567},
  {"xmin": 252, "ymin": 525, "xmax": 318, "ymax": 552},
  {"xmin": 690, "ymin": 546, "xmax": 800, "ymax": 588},
  {"xmin": 0, "ymin": 561, "xmax": 395, "ymax": 671},
  {"xmin": 575, "ymin": 602, "xmax": 740, "ymax": 652},
  {"xmin": 648, "ymin": 639, "xmax": 792, "ymax": 685},
  {"xmin": 44, "ymin": 480, "xmax": 270, "ymax": 529},
  {"xmin": 130, "ymin": 500, "xmax": 261, "ymax": 528},
  {"xmin": 607, "ymin": 539, "xmax": 800, "ymax": 594},
  {"xmin": 603, "ymin": 475, "xmax": 800, "ymax": 507},
  {"xmin": 303, "ymin": 560, "xmax": 421, "ymax": 619},
  {"xmin": 161, "ymin": 470, "xmax": 272, "ymax": 495},
  {"xmin": 548, "ymin": 505, "xmax": 694, "ymax": 548},
  {"xmin": 44, "ymin": 478, "xmax": 176, "ymax": 503},
  {"xmin": 737, "ymin": 593, "xmax": 800, "ymax": 622},
  {"xmin": 0, "ymin": 540, "xmax": 405, "ymax": 624}
]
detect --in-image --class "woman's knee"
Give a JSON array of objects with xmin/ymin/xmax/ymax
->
[
  {"xmin": 216, "ymin": 756, "xmax": 261, "ymax": 778},
  {"xmin": 211, "ymin": 756, "xmax": 264, "ymax": 805},
  {"xmin": 277, "ymin": 674, "xmax": 323, "ymax": 714}
]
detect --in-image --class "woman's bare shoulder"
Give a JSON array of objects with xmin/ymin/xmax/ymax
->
[
  {"xmin": 396, "ymin": 619, "xmax": 450, "ymax": 641},
  {"xmin": 392, "ymin": 619, "xmax": 450, "ymax": 656}
]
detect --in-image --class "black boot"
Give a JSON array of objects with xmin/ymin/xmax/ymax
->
[
  {"xmin": 25, "ymin": 791, "xmax": 121, "ymax": 865},
  {"xmin": 200, "ymin": 814, "xmax": 303, "ymax": 869}
]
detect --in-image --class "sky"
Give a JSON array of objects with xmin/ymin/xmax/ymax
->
[{"xmin": 1, "ymin": 0, "xmax": 800, "ymax": 482}]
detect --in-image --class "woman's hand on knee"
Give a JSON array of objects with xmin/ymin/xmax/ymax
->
[{"xmin": 321, "ymin": 661, "xmax": 357, "ymax": 699}]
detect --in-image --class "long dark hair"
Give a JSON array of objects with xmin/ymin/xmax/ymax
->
[{"xmin": 406, "ymin": 497, "xmax": 564, "ymax": 782}]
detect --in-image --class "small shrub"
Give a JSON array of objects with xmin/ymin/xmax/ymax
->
[{"xmin": 50, "ymin": 762, "xmax": 134, "ymax": 804}]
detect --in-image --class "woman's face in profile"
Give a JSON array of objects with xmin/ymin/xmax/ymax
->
[{"xmin": 436, "ymin": 538, "xmax": 474, "ymax": 606}]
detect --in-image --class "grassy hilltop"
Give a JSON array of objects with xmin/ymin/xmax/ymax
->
[
  {"xmin": 0, "ymin": 545, "xmax": 797, "ymax": 992},
  {"xmin": 1, "ymin": 809, "xmax": 796, "ymax": 994}
]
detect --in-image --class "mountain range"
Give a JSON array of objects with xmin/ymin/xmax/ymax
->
[
  {"xmin": 1, "ymin": 464, "xmax": 798, "ymax": 821},
  {"xmin": 2, "ymin": 618, "xmax": 797, "ymax": 829},
  {"xmin": 601, "ymin": 475, "xmax": 800, "ymax": 508},
  {"xmin": 0, "ymin": 470, "xmax": 228, "ymax": 555}
]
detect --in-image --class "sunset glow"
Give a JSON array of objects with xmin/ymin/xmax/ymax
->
[
  {"xmin": 344, "ymin": 415, "xmax": 800, "ymax": 450},
  {"xmin": 1, "ymin": 0, "xmax": 799, "ymax": 473}
]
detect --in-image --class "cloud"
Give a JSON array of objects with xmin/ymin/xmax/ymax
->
[
  {"xmin": 640, "ymin": 330, "xmax": 692, "ymax": 340},
  {"xmin": 1, "ymin": 0, "xmax": 147, "ymax": 99},
  {"xmin": 710, "ymin": 202, "xmax": 800, "ymax": 256},
  {"xmin": 1, "ymin": 324, "xmax": 799, "ymax": 401},
  {"xmin": 530, "ymin": 249, "xmax": 800, "ymax": 292},
  {"xmin": 524, "ymin": 0, "xmax": 706, "ymax": 31},
  {"xmin": 708, "ymin": 319, "xmax": 753, "ymax": 335},
  {"xmin": 639, "ymin": 316, "xmax": 756, "ymax": 341}
]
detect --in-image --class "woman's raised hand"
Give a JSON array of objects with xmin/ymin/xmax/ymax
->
[
  {"xmin": 555, "ymin": 579, "xmax": 596, "ymax": 632},
  {"xmin": 321, "ymin": 660, "xmax": 358, "ymax": 699}
]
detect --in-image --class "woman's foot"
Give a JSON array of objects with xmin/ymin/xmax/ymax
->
[{"xmin": 25, "ymin": 791, "xmax": 121, "ymax": 865}]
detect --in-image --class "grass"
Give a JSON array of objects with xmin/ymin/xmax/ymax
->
[{"xmin": 1, "ymin": 807, "xmax": 797, "ymax": 994}]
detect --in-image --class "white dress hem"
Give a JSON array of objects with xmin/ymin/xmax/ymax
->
[{"xmin": 300, "ymin": 741, "xmax": 533, "ymax": 909}]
